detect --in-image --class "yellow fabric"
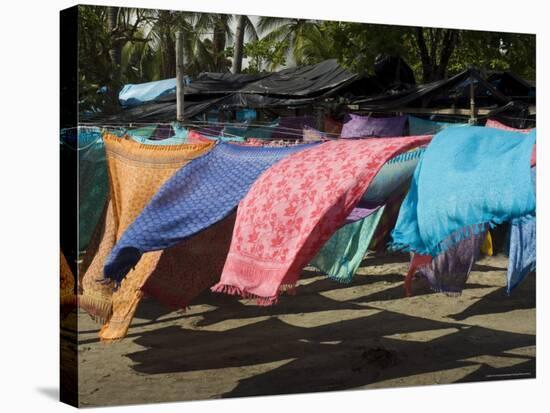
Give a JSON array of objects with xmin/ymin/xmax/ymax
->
[
  {"xmin": 481, "ymin": 230, "xmax": 493, "ymax": 256},
  {"xmin": 79, "ymin": 134, "xmax": 213, "ymax": 331}
]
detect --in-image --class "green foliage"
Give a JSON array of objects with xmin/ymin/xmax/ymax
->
[
  {"xmin": 77, "ymin": 5, "xmax": 536, "ymax": 114},
  {"xmin": 243, "ymin": 38, "xmax": 287, "ymax": 72}
]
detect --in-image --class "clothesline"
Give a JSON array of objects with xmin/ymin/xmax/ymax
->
[{"xmin": 70, "ymin": 114, "xmax": 536, "ymax": 140}]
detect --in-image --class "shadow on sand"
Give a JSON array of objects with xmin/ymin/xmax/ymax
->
[{"xmin": 118, "ymin": 265, "xmax": 535, "ymax": 399}]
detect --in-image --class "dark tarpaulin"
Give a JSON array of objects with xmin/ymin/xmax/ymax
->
[
  {"xmin": 86, "ymin": 60, "xmax": 358, "ymax": 122},
  {"xmin": 89, "ymin": 98, "xmax": 225, "ymax": 123},
  {"xmin": 239, "ymin": 59, "xmax": 358, "ymax": 97},
  {"xmin": 487, "ymin": 71, "xmax": 536, "ymax": 102},
  {"xmin": 352, "ymin": 68, "xmax": 514, "ymax": 111},
  {"xmin": 180, "ymin": 72, "xmax": 271, "ymax": 96},
  {"xmin": 151, "ymin": 61, "xmax": 356, "ymax": 100}
]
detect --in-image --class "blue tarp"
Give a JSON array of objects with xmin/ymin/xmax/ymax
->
[{"xmin": 119, "ymin": 78, "xmax": 179, "ymax": 107}]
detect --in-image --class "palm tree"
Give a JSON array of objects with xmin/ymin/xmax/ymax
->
[
  {"xmin": 257, "ymin": 17, "xmax": 320, "ymax": 67},
  {"xmin": 232, "ymin": 15, "xmax": 258, "ymax": 73},
  {"xmin": 293, "ymin": 25, "xmax": 338, "ymax": 65}
]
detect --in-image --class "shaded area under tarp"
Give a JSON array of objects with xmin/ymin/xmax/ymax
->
[{"xmin": 88, "ymin": 61, "xmax": 535, "ymax": 127}]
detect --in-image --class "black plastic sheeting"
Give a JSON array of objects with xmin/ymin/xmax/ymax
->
[
  {"xmin": 92, "ymin": 97, "xmax": 226, "ymax": 123},
  {"xmin": 238, "ymin": 59, "xmax": 358, "ymax": 97},
  {"xmin": 180, "ymin": 72, "xmax": 271, "ymax": 96},
  {"xmin": 352, "ymin": 68, "xmax": 515, "ymax": 111},
  {"xmin": 89, "ymin": 60, "xmax": 360, "ymax": 123},
  {"xmin": 88, "ymin": 61, "xmax": 535, "ymax": 125}
]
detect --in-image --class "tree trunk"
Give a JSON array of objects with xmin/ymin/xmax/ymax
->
[
  {"xmin": 212, "ymin": 18, "xmax": 227, "ymax": 71},
  {"xmin": 435, "ymin": 30, "xmax": 459, "ymax": 80},
  {"xmin": 414, "ymin": 27, "xmax": 460, "ymax": 82},
  {"xmin": 107, "ymin": 7, "xmax": 121, "ymax": 77},
  {"xmin": 161, "ymin": 31, "xmax": 176, "ymax": 78},
  {"xmin": 106, "ymin": 6, "xmax": 122, "ymax": 111},
  {"xmin": 232, "ymin": 15, "xmax": 245, "ymax": 74},
  {"xmin": 415, "ymin": 28, "xmax": 434, "ymax": 82}
]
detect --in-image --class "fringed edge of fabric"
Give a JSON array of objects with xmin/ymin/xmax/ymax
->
[
  {"xmin": 323, "ymin": 273, "xmax": 355, "ymax": 285},
  {"xmin": 77, "ymin": 295, "xmax": 113, "ymax": 324},
  {"xmin": 425, "ymin": 285, "xmax": 464, "ymax": 297},
  {"xmin": 308, "ymin": 263, "xmax": 355, "ymax": 284},
  {"xmin": 211, "ymin": 283, "xmax": 297, "ymax": 306},
  {"xmin": 391, "ymin": 209, "xmax": 536, "ymax": 257},
  {"xmin": 211, "ymin": 283, "xmax": 279, "ymax": 306},
  {"xmin": 392, "ymin": 221, "xmax": 492, "ymax": 257}
]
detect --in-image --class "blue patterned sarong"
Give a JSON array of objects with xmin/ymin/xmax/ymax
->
[{"xmin": 104, "ymin": 142, "xmax": 317, "ymax": 282}]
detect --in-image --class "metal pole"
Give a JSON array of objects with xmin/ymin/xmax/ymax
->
[
  {"xmin": 176, "ymin": 31, "xmax": 185, "ymax": 122},
  {"xmin": 469, "ymin": 77, "xmax": 476, "ymax": 124}
]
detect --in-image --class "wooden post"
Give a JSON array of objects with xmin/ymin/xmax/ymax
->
[
  {"xmin": 469, "ymin": 77, "xmax": 476, "ymax": 124},
  {"xmin": 176, "ymin": 31, "xmax": 185, "ymax": 122}
]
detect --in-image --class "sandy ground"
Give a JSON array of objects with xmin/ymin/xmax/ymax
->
[{"xmin": 66, "ymin": 253, "xmax": 535, "ymax": 407}]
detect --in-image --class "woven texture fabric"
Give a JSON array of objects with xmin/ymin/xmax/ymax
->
[
  {"xmin": 129, "ymin": 134, "xmax": 187, "ymax": 145},
  {"xmin": 126, "ymin": 125, "xmax": 158, "ymax": 139},
  {"xmin": 212, "ymin": 135, "xmax": 432, "ymax": 305},
  {"xmin": 507, "ymin": 216, "xmax": 536, "ymax": 294},
  {"xmin": 60, "ymin": 251, "xmax": 76, "ymax": 315},
  {"xmin": 369, "ymin": 186, "xmax": 409, "ymax": 252},
  {"xmin": 391, "ymin": 126, "xmax": 536, "ymax": 256},
  {"xmin": 311, "ymin": 206, "xmax": 385, "ymax": 283},
  {"xmin": 187, "ymin": 130, "xmax": 215, "ymax": 143},
  {"xmin": 171, "ymin": 122, "xmax": 189, "ymax": 139},
  {"xmin": 61, "ymin": 126, "xmax": 109, "ymax": 252},
  {"xmin": 303, "ymin": 125, "xmax": 328, "ymax": 142},
  {"xmin": 79, "ymin": 134, "xmax": 213, "ymax": 323},
  {"xmin": 188, "ymin": 129, "xmax": 245, "ymax": 143},
  {"xmin": 485, "ymin": 119, "xmax": 536, "ymax": 166},
  {"xmin": 361, "ymin": 147, "xmax": 425, "ymax": 205},
  {"xmin": 414, "ymin": 228, "xmax": 487, "ymax": 295},
  {"xmin": 104, "ymin": 142, "xmax": 316, "ymax": 283},
  {"xmin": 408, "ymin": 116, "xmax": 467, "ymax": 135},
  {"xmin": 341, "ymin": 114, "xmax": 407, "ymax": 138},
  {"xmin": 142, "ymin": 213, "xmax": 237, "ymax": 310},
  {"xmin": 507, "ymin": 167, "xmax": 536, "ymax": 293}
]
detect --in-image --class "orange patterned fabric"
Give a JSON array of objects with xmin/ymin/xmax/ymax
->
[
  {"xmin": 60, "ymin": 251, "xmax": 76, "ymax": 315},
  {"xmin": 79, "ymin": 134, "xmax": 213, "ymax": 329}
]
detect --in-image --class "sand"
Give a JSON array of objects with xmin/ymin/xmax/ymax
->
[{"xmin": 69, "ymin": 253, "xmax": 535, "ymax": 407}]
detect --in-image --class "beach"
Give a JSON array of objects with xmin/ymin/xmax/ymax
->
[{"xmin": 71, "ymin": 253, "xmax": 535, "ymax": 407}]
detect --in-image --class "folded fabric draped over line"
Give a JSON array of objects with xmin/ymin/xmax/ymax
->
[
  {"xmin": 311, "ymin": 206, "xmax": 385, "ymax": 283},
  {"xmin": 408, "ymin": 227, "xmax": 488, "ymax": 296},
  {"xmin": 311, "ymin": 145, "xmax": 428, "ymax": 283},
  {"xmin": 61, "ymin": 126, "xmax": 109, "ymax": 253},
  {"xmin": 391, "ymin": 126, "xmax": 536, "ymax": 257},
  {"xmin": 212, "ymin": 135, "xmax": 432, "ymax": 305},
  {"xmin": 341, "ymin": 114, "xmax": 407, "ymax": 138},
  {"xmin": 104, "ymin": 141, "xmax": 317, "ymax": 284},
  {"xmin": 408, "ymin": 116, "xmax": 468, "ymax": 135},
  {"xmin": 79, "ymin": 134, "xmax": 213, "ymax": 325},
  {"xmin": 360, "ymin": 146, "xmax": 425, "ymax": 206},
  {"xmin": 507, "ymin": 167, "xmax": 536, "ymax": 294}
]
